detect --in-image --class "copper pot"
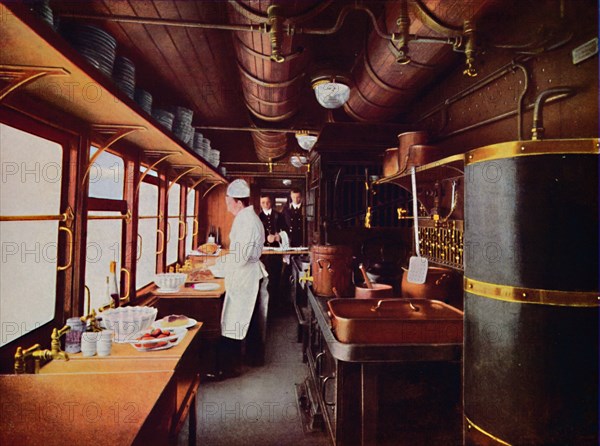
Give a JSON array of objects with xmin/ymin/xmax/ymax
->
[
  {"xmin": 404, "ymin": 144, "xmax": 443, "ymax": 169},
  {"xmin": 311, "ymin": 245, "xmax": 353, "ymax": 297},
  {"xmin": 383, "ymin": 147, "xmax": 399, "ymax": 177},
  {"xmin": 354, "ymin": 283, "xmax": 394, "ymax": 299},
  {"xmin": 397, "ymin": 131, "xmax": 428, "ymax": 172},
  {"xmin": 400, "ymin": 266, "xmax": 462, "ymax": 308}
]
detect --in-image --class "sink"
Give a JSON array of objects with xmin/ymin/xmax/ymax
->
[{"xmin": 327, "ymin": 298, "xmax": 463, "ymax": 344}]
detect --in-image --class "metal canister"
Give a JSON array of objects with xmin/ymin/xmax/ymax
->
[
  {"xmin": 463, "ymin": 139, "xmax": 599, "ymax": 445},
  {"xmin": 65, "ymin": 317, "xmax": 84, "ymax": 353}
]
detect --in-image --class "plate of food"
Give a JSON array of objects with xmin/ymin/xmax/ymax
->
[
  {"xmin": 187, "ymin": 269, "xmax": 214, "ymax": 283},
  {"xmin": 153, "ymin": 314, "xmax": 197, "ymax": 329},
  {"xmin": 129, "ymin": 327, "xmax": 187, "ymax": 351}
]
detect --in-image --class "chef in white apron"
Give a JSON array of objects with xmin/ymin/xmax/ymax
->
[{"xmin": 207, "ymin": 179, "xmax": 269, "ymax": 378}]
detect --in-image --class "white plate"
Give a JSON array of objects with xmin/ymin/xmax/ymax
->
[
  {"xmin": 152, "ymin": 317, "xmax": 198, "ymax": 330},
  {"xmin": 154, "ymin": 288, "xmax": 182, "ymax": 294},
  {"xmin": 192, "ymin": 283, "xmax": 220, "ymax": 291}
]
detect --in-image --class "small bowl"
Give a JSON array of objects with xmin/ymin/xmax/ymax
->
[
  {"xmin": 101, "ymin": 306, "xmax": 158, "ymax": 343},
  {"xmin": 154, "ymin": 273, "xmax": 187, "ymax": 292},
  {"xmin": 354, "ymin": 283, "xmax": 394, "ymax": 299}
]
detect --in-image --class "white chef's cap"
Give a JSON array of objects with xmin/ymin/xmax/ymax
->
[{"xmin": 226, "ymin": 179, "xmax": 250, "ymax": 198}]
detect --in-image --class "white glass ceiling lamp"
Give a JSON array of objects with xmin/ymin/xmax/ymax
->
[
  {"xmin": 295, "ymin": 131, "xmax": 318, "ymax": 151},
  {"xmin": 290, "ymin": 154, "xmax": 308, "ymax": 168},
  {"xmin": 311, "ymin": 74, "xmax": 351, "ymax": 109}
]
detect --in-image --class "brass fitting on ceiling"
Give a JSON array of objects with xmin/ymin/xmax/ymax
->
[
  {"xmin": 267, "ymin": 5, "xmax": 285, "ymax": 63},
  {"xmin": 393, "ymin": 0, "xmax": 411, "ymax": 64},
  {"xmin": 462, "ymin": 20, "xmax": 478, "ymax": 77}
]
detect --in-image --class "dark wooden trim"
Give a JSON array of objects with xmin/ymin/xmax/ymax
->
[{"xmin": 87, "ymin": 197, "xmax": 128, "ymax": 213}]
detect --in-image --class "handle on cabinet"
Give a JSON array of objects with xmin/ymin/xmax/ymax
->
[
  {"xmin": 178, "ymin": 220, "xmax": 186, "ymax": 241},
  {"xmin": 315, "ymin": 351, "xmax": 326, "ymax": 379},
  {"xmin": 321, "ymin": 375, "xmax": 336, "ymax": 407}
]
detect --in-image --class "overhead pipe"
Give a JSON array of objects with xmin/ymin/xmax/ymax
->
[{"xmin": 531, "ymin": 87, "xmax": 575, "ymax": 140}]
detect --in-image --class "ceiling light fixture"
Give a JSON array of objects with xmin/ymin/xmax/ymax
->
[
  {"xmin": 290, "ymin": 154, "xmax": 309, "ymax": 168},
  {"xmin": 295, "ymin": 130, "xmax": 318, "ymax": 151},
  {"xmin": 311, "ymin": 73, "xmax": 352, "ymax": 109}
]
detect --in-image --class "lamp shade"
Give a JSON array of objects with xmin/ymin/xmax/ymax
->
[
  {"xmin": 290, "ymin": 154, "xmax": 308, "ymax": 168},
  {"xmin": 313, "ymin": 81, "xmax": 351, "ymax": 109},
  {"xmin": 295, "ymin": 132, "xmax": 318, "ymax": 151}
]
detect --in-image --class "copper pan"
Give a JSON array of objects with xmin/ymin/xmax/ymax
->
[{"xmin": 397, "ymin": 131, "xmax": 429, "ymax": 173}]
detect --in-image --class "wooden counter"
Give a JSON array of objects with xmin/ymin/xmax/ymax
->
[{"xmin": 0, "ymin": 325, "xmax": 203, "ymax": 446}]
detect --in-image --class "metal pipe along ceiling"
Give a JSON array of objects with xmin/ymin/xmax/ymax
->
[
  {"xmin": 345, "ymin": 0, "xmax": 494, "ymax": 122},
  {"xmin": 227, "ymin": 1, "xmax": 317, "ymax": 162}
]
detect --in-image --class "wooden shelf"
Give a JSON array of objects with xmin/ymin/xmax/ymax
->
[
  {"xmin": 375, "ymin": 153, "xmax": 464, "ymax": 189},
  {"xmin": 0, "ymin": 3, "xmax": 225, "ymax": 184}
]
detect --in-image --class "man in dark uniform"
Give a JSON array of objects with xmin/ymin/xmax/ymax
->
[
  {"xmin": 258, "ymin": 194, "xmax": 286, "ymax": 312},
  {"xmin": 281, "ymin": 188, "xmax": 305, "ymax": 247}
]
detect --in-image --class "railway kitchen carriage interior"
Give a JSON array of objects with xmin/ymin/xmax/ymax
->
[{"xmin": 0, "ymin": 0, "xmax": 597, "ymax": 445}]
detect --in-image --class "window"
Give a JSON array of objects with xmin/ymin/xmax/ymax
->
[
  {"xmin": 166, "ymin": 182, "xmax": 180, "ymax": 265},
  {"xmin": 0, "ymin": 124, "xmax": 63, "ymax": 347},
  {"xmin": 88, "ymin": 147, "xmax": 124, "ymax": 199},
  {"xmin": 137, "ymin": 171, "xmax": 158, "ymax": 289},
  {"xmin": 84, "ymin": 148, "xmax": 126, "ymax": 310},
  {"xmin": 185, "ymin": 188, "xmax": 197, "ymax": 254},
  {"xmin": 85, "ymin": 211, "xmax": 122, "ymax": 310}
]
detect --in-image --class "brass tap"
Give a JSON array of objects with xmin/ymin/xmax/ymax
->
[
  {"xmin": 298, "ymin": 267, "xmax": 313, "ymax": 284},
  {"xmin": 49, "ymin": 325, "xmax": 70, "ymax": 361},
  {"xmin": 80, "ymin": 309, "xmax": 101, "ymax": 332},
  {"xmin": 14, "ymin": 344, "xmax": 41, "ymax": 374}
]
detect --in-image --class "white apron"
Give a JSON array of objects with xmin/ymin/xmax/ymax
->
[{"xmin": 209, "ymin": 205, "xmax": 266, "ymax": 340}]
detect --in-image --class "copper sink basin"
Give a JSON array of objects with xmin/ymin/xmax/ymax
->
[{"xmin": 327, "ymin": 298, "xmax": 463, "ymax": 344}]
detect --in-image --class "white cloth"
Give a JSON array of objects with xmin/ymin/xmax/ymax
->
[
  {"xmin": 262, "ymin": 209, "xmax": 272, "ymax": 216},
  {"xmin": 279, "ymin": 231, "xmax": 291, "ymax": 264},
  {"xmin": 209, "ymin": 205, "xmax": 266, "ymax": 340}
]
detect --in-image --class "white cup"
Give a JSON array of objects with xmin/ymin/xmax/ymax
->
[
  {"xmin": 80, "ymin": 332, "xmax": 98, "ymax": 356},
  {"xmin": 97, "ymin": 339, "xmax": 112, "ymax": 356},
  {"xmin": 207, "ymin": 236, "xmax": 215, "ymax": 243}
]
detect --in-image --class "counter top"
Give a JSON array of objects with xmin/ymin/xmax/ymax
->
[
  {"xmin": 153, "ymin": 280, "xmax": 224, "ymax": 299},
  {"xmin": 40, "ymin": 325, "xmax": 203, "ymax": 374},
  {"xmin": 307, "ymin": 286, "xmax": 461, "ymax": 363},
  {"xmin": 0, "ymin": 371, "xmax": 174, "ymax": 446},
  {"xmin": 1, "ymin": 325, "xmax": 203, "ymax": 445}
]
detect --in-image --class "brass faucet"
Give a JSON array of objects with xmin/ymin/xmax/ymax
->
[
  {"xmin": 14, "ymin": 344, "xmax": 41, "ymax": 374},
  {"xmin": 13, "ymin": 325, "xmax": 71, "ymax": 374},
  {"xmin": 298, "ymin": 266, "xmax": 313, "ymax": 284}
]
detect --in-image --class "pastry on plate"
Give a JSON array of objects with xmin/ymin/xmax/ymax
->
[
  {"xmin": 162, "ymin": 314, "xmax": 190, "ymax": 328},
  {"xmin": 198, "ymin": 242, "xmax": 219, "ymax": 255}
]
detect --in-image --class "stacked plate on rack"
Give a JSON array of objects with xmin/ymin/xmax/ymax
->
[
  {"xmin": 113, "ymin": 56, "xmax": 136, "ymax": 99},
  {"xmin": 134, "ymin": 88, "xmax": 153, "ymax": 115},
  {"xmin": 171, "ymin": 107, "xmax": 194, "ymax": 147},
  {"xmin": 28, "ymin": 0, "xmax": 56, "ymax": 29},
  {"xmin": 60, "ymin": 23, "xmax": 117, "ymax": 78},
  {"xmin": 208, "ymin": 149, "xmax": 220, "ymax": 168},
  {"xmin": 193, "ymin": 131, "xmax": 204, "ymax": 154},
  {"xmin": 152, "ymin": 108, "xmax": 175, "ymax": 131}
]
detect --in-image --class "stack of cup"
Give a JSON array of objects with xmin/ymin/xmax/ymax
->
[
  {"xmin": 80, "ymin": 332, "xmax": 97, "ymax": 357},
  {"xmin": 97, "ymin": 330, "xmax": 113, "ymax": 356}
]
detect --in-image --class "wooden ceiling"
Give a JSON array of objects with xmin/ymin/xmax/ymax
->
[{"xmin": 48, "ymin": 0, "xmax": 501, "ymax": 174}]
